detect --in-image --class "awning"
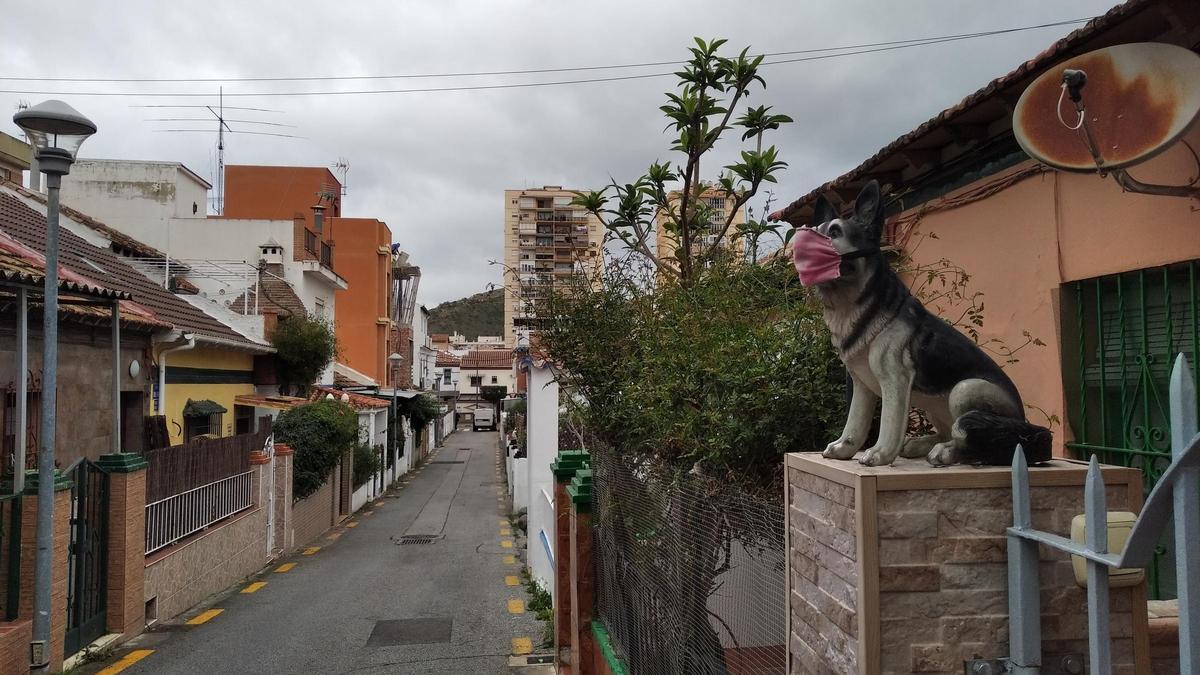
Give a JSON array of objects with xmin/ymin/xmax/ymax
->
[{"xmin": 182, "ymin": 399, "xmax": 228, "ymax": 417}]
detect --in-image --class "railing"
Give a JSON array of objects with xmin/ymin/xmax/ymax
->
[
  {"xmin": 145, "ymin": 470, "xmax": 254, "ymax": 554},
  {"xmin": 1004, "ymin": 353, "xmax": 1200, "ymax": 674},
  {"xmin": 320, "ymin": 241, "xmax": 334, "ymax": 270},
  {"xmin": 304, "ymin": 229, "xmax": 319, "ymax": 256}
]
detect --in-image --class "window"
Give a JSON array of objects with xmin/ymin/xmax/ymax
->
[
  {"xmin": 314, "ymin": 299, "xmax": 326, "ymax": 318},
  {"xmin": 469, "ymin": 376, "xmax": 482, "ymax": 387},
  {"xmin": 1063, "ymin": 259, "xmax": 1199, "ymax": 599},
  {"xmin": 234, "ymin": 405, "xmax": 255, "ymax": 435},
  {"xmin": 2, "ymin": 391, "xmax": 39, "ymax": 478},
  {"xmin": 443, "ymin": 369, "xmax": 452, "ymax": 385},
  {"xmin": 184, "ymin": 413, "xmax": 221, "ymax": 441},
  {"xmin": 491, "ymin": 376, "xmax": 498, "ymax": 384}
]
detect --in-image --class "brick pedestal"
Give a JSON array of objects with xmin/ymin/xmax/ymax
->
[
  {"xmin": 97, "ymin": 453, "xmax": 149, "ymax": 640},
  {"xmin": 784, "ymin": 454, "xmax": 1151, "ymax": 675},
  {"xmin": 551, "ymin": 451, "xmax": 588, "ymax": 670},
  {"xmin": 568, "ymin": 468, "xmax": 595, "ymax": 671},
  {"xmin": 18, "ymin": 471, "xmax": 72, "ymax": 673}
]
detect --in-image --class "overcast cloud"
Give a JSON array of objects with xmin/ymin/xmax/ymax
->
[{"xmin": 1, "ymin": 0, "xmax": 1118, "ymax": 306}]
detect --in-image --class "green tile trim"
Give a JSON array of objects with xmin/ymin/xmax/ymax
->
[
  {"xmin": 96, "ymin": 453, "xmax": 149, "ymax": 473},
  {"xmin": 566, "ymin": 484, "xmax": 592, "ymax": 513},
  {"xmin": 21, "ymin": 469, "xmax": 72, "ymax": 494},
  {"xmin": 591, "ymin": 621, "xmax": 628, "ymax": 675}
]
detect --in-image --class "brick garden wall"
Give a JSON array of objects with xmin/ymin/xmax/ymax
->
[{"xmin": 292, "ymin": 465, "xmax": 341, "ymax": 547}]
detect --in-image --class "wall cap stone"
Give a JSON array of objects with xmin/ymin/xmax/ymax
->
[{"xmin": 97, "ymin": 452, "xmax": 149, "ymax": 473}]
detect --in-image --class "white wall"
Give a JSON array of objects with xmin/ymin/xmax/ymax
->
[
  {"xmin": 59, "ymin": 160, "xmax": 210, "ymax": 246},
  {"xmin": 524, "ymin": 365, "xmax": 559, "ymax": 591}
]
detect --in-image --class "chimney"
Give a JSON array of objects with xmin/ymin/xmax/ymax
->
[{"xmin": 312, "ymin": 204, "xmax": 326, "ymax": 233}]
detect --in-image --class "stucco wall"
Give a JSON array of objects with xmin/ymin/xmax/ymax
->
[
  {"xmin": 332, "ymin": 217, "xmax": 391, "ymax": 383},
  {"xmin": 144, "ymin": 506, "xmax": 267, "ymax": 623},
  {"xmin": 893, "ymin": 124, "xmax": 1200, "ymax": 453},
  {"xmin": 161, "ymin": 347, "xmax": 256, "ymax": 445}
]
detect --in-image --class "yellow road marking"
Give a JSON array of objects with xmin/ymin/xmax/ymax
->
[
  {"xmin": 97, "ymin": 649, "xmax": 154, "ymax": 675},
  {"xmin": 500, "ymin": 528, "xmax": 511, "ymax": 536},
  {"xmin": 363, "ymin": 510, "xmax": 374, "ymax": 516},
  {"xmin": 327, "ymin": 532, "xmax": 342, "ymax": 541},
  {"xmin": 507, "ymin": 599, "xmax": 525, "ymax": 614},
  {"xmin": 503, "ymin": 555, "xmax": 516, "ymax": 564},
  {"xmin": 505, "ymin": 575, "xmax": 520, "ymax": 586},
  {"xmin": 302, "ymin": 547, "xmax": 320, "ymax": 555},
  {"xmin": 374, "ymin": 501, "xmax": 384, "ymax": 506},
  {"xmin": 346, "ymin": 522, "xmax": 358, "ymax": 528},
  {"xmin": 512, "ymin": 637, "xmax": 533, "ymax": 655},
  {"xmin": 501, "ymin": 540, "xmax": 513, "ymax": 549},
  {"xmin": 275, "ymin": 563, "xmax": 296, "ymax": 573},
  {"xmin": 241, "ymin": 581, "xmax": 267, "ymax": 594},
  {"xmin": 186, "ymin": 609, "xmax": 223, "ymax": 625}
]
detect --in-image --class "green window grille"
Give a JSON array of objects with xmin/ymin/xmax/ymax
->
[{"xmin": 1065, "ymin": 259, "xmax": 1200, "ymax": 600}]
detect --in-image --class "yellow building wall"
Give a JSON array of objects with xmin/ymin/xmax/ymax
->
[{"xmin": 162, "ymin": 347, "xmax": 257, "ymax": 445}]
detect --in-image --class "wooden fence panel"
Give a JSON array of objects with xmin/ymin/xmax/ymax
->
[{"xmin": 143, "ymin": 417, "xmax": 272, "ymax": 504}]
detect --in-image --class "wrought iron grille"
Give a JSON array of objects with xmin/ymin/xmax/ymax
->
[
  {"xmin": 1066, "ymin": 259, "xmax": 1199, "ymax": 598},
  {"xmin": 592, "ymin": 444, "xmax": 786, "ymax": 675}
]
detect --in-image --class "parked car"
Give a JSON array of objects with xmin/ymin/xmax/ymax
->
[{"xmin": 473, "ymin": 407, "xmax": 495, "ymax": 431}]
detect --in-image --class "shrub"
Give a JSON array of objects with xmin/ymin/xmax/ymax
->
[
  {"xmin": 352, "ymin": 442, "xmax": 381, "ymax": 489},
  {"xmin": 276, "ymin": 399, "xmax": 358, "ymax": 501},
  {"xmin": 401, "ymin": 394, "xmax": 441, "ymax": 445},
  {"xmin": 271, "ymin": 313, "xmax": 338, "ymax": 394}
]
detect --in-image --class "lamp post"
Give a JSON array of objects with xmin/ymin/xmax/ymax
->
[{"xmin": 13, "ymin": 100, "xmax": 96, "ymax": 672}]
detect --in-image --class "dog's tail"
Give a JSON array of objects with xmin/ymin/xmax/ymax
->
[{"xmin": 956, "ymin": 411, "xmax": 1053, "ymax": 465}]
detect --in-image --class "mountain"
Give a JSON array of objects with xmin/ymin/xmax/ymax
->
[{"xmin": 427, "ymin": 288, "xmax": 504, "ymax": 340}]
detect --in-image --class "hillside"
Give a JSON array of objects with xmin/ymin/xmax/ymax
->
[{"xmin": 428, "ymin": 287, "xmax": 504, "ymax": 340}]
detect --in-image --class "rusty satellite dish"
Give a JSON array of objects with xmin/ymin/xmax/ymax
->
[{"xmin": 1014, "ymin": 42, "xmax": 1200, "ymax": 185}]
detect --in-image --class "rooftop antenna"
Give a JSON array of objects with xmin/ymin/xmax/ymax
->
[
  {"xmin": 1014, "ymin": 42, "xmax": 1200, "ymax": 200},
  {"xmin": 332, "ymin": 158, "xmax": 349, "ymax": 195}
]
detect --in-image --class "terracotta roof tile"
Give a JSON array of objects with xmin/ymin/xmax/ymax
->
[
  {"xmin": 435, "ymin": 351, "xmax": 461, "ymax": 367},
  {"xmin": 229, "ymin": 263, "xmax": 306, "ymax": 318},
  {"xmin": 461, "ymin": 349, "xmax": 513, "ymax": 370},
  {"xmin": 310, "ymin": 385, "xmax": 390, "ymax": 410},
  {"xmin": 0, "ymin": 188, "xmax": 261, "ymax": 347}
]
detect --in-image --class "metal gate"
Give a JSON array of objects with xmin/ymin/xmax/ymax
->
[{"xmin": 64, "ymin": 459, "xmax": 108, "ymax": 657}]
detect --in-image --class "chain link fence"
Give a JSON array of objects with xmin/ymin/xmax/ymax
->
[{"xmin": 592, "ymin": 443, "xmax": 786, "ymax": 675}]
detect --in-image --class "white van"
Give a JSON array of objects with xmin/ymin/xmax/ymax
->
[{"xmin": 473, "ymin": 407, "xmax": 495, "ymax": 431}]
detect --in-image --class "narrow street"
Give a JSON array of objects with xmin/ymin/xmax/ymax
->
[{"xmin": 95, "ymin": 430, "xmax": 543, "ymax": 675}]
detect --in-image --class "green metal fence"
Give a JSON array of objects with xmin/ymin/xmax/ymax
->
[{"xmin": 1066, "ymin": 259, "xmax": 1199, "ymax": 599}]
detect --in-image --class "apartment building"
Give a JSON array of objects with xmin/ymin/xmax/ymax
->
[
  {"xmin": 502, "ymin": 186, "xmax": 603, "ymax": 347},
  {"xmin": 654, "ymin": 188, "xmax": 746, "ymax": 269}
]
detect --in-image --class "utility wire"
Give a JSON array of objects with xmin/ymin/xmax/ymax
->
[
  {"xmin": 0, "ymin": 18, "xmax": 1088, "ymax": 84},
  {"xmin": 0, "ymin": 17, "xmax": 1092, "ymax": 98}
]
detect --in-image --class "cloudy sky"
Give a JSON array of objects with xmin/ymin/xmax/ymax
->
[{"xmin": 1, "ymin": 0, "xmax": 1118, "ymax": 306}]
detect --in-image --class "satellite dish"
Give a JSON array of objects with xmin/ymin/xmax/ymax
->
[{"xmin": 1014, "ymin": 42, "xmax": 1200, "ymax": 174}]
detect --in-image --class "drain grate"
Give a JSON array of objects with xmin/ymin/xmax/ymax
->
[
  {"xmin": 480, "ymin": 480, "xmax": 504, "ymax": 486},
  {"xmin": 396, "ymin": 534, "xmax": 442, "ymax": 545}
]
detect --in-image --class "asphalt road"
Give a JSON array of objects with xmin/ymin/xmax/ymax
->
[{"xmin": 98, "ymin": 429, "xmax": 542, "ymax": 675}]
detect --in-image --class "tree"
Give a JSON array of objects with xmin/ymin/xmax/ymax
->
[
  {"xmin": 480, "ymin": 384, "xmax": 507, "ymax": 414},
  {"xmin": 275, "ymin": 399, "xmax": 358, "ymax": 501},
  {"xmin": 271, "ymin": 313, "xmax": 338, "ymax": 395},
  {"xmin": 572, "ymin": 38, "xmax": 792, "ymax": 284}
]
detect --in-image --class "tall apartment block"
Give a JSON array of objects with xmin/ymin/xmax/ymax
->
[
  {"xmin": 503, "ymin": 186, "xmax": 603, "ymax": 347},
  {"xmin": 655, "ymin": 188, "xmax": 746, "ymax": 268}
]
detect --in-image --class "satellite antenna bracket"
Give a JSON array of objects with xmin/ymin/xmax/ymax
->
[
  {"xmin": 1014, "ymin": 42, "xmax": 1200, "ymax": 203},
  {"xmin": 1070, "ymin": 71, "xmax": 1200, "ymax": 200}
]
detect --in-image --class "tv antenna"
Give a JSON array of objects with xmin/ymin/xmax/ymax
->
[
  {"xmin": 137, "ymin": 90, "xmax": 300, "ymax": 213},
  {"xmin": 332, "ymin": 158, "xmax": 349, "ymax": 195},
  {"xmin": 1014, "ymin": 42, "xmax": 1200, "ymax": 200}
]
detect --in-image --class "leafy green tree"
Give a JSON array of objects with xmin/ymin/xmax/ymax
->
[
  {"xmin": 271, "ymin": 313, "xmax": 338, "ymax": 395},
  {"xmin": 572, "ymin": 38, "xmax": 792, "ymax": 283},
  {"xmin": 276, "ymin": 399, "xmax": 358, "ymax": 501},
  {"xmin": 352, "ymin": 442, "xmax": 382, "ymax": 490}
]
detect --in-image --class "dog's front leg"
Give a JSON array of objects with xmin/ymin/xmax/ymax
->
[
  {"xmin": 823, "ymin": 375, "xmax": 878, "ymax": 460},
  {"xmin": 860, "ymin": 369, "xmax": 914, "ymax": 467}
]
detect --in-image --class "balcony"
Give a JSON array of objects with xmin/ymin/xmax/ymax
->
[{"xmin": 518, "ymin": 223, "xmax": 538, "ymax": 234}]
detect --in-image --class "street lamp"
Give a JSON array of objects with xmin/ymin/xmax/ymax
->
[{"xmin": 13, "ymin": 99, "xmax": 96, "ymax": 672}]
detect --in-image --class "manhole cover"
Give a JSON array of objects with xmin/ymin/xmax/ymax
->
[
  {"xmin": 367, "ymin": 618, "xmax": 452, "ymax": 647},
  {"xmin": 396, "ymin": 535, "xmax": 442, "ymax": 545}
]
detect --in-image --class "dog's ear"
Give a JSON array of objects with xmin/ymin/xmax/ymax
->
[
  {"xmin": 811, "ymin": 194, "xmax": 836, "ymax": 227},
  {"xmin": 854, "ymin": 180, "xmax": 884, "ymax": 241}
]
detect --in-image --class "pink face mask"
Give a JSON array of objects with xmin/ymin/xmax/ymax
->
[{"xmin": 792, "ymin": 227, "xmax": 878, "ymax": 286}]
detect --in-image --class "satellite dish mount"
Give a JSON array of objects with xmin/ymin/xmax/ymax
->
[{"xmin": 1014, "ymin": 42, "xmax": 1200, "ymax": 201}]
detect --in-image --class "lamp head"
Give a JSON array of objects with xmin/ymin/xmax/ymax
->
[{"xmin": 13, "ymin": 100, "xmax": 97, "ymax": 176}]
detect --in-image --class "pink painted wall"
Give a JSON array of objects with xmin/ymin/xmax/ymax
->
[{"xmin": 895, "ymin": 124, "xmax": 1200, "ymax": 454}]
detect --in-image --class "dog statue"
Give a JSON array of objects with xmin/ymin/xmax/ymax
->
[{"xmin": 792, "ymin": 180, "xmax": 1051, "ymax": 467}]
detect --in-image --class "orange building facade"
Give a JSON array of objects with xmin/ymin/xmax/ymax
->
[
  {"xmin": 330, "ymin": 217, "xmax": 393, "ymax": 384},
  {"xmin": 223, "ymin": 165, "xmax": 394, "ymax": 385}
]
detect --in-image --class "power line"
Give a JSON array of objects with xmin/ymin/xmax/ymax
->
[
  {"xmin": 0, "ymin": 17, "xmax": 1093, "ymax": 99},
  {"xmin": 145, "ymin": 117, "xmax": 297, "ymax": 127},
  {"xmin": 153, "ymin": 129, "xmax": 305, "ymax": 139},
  {"xmin": 0, "ymin": 18, "xmax": 1089, "ymax": 85}
]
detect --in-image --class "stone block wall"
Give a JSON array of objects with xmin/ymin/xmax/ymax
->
[
  {"xmin": 785, "ymin": 454, "xmax": 1150, "ymax": 675},
  {"xmin": 0, "ymin": 619, "xmax": 31, "ymax": 675},
  {"xmin": 293, "ymin": 472, "xmax": 337, "ymax": 547}
]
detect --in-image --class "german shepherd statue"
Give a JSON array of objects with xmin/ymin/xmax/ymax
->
[{"xmin": 792, "ymin": 180, "xmax": 1051, "ymax": 467}]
